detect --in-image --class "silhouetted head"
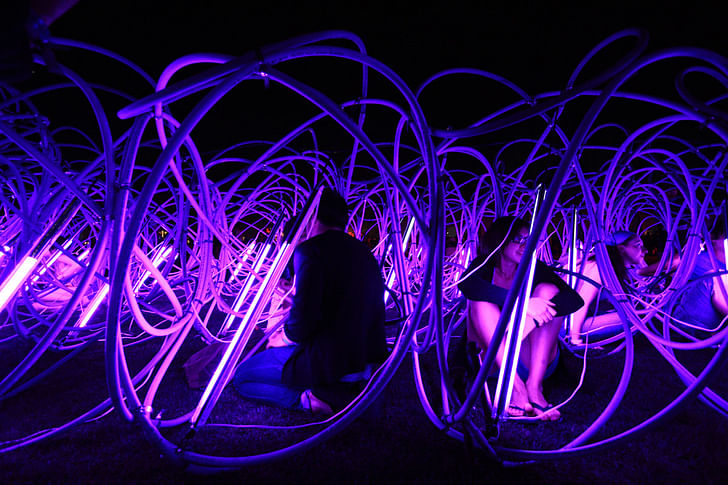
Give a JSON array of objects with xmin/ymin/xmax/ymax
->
[{"xmin": 316, "ymin": 188, "xmax": 349, "ymax": 230}]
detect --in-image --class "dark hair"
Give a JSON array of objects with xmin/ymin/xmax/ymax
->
[
  {"xmin": 606, "ymin": 233, "xmax": 639, "ymax": 291},
  {"xmin": 316, "ymin": 188, "xmax": 349, "ymax": 229},
  {"xmin": 478, "ymin": 216, "xmax": 529, "ymax": 257}
]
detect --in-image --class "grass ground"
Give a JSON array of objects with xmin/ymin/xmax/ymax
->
[{"xmin": 1, "ymin": 331, "xmax": 727, "ymax": 484}]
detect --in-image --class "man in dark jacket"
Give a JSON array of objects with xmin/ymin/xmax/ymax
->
[{"xmin": 233, "ymin": 188, "xmax": 387, "ymax": 413}]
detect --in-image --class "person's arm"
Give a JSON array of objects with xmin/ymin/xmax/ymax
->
[
  {"xmin": 538, "ymin": 261, "xmax": 584, "ymax": 317},
  {"xmin": 284, "ymin": 244, "xmax": 324, "ymax": 343},
  {"xmin": 637, "ymin": 252, "xmax": 680, "ymax": 276},
  {"xmin": 566, "ymin": 261, "xmax": 601, "ymax": 344}
]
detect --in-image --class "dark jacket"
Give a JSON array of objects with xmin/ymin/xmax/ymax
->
[
  {"xmin": 282, "ymin": 230, "xmax": 387, "ymax": 387},
  {"xmin": 458, "ymin": 256, "xmax": 584, "ymax": 317}
]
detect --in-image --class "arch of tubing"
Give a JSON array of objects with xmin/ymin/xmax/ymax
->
[{"xmin": 0, "ymin": 29, "xmax": 726, "ymax": 469}]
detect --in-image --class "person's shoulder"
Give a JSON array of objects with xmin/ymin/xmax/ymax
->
[
  {"xmin": 324, "ymin": 229, "xmax": 368, "ymax": 247},
  {"xmin": 295, "ymin": 234, "xmax": 325, "ymax": 258}
]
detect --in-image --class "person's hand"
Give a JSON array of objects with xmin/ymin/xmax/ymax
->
[{"xmin": 527, "ymin": 297, "xmax": 556, "ymax": 326}]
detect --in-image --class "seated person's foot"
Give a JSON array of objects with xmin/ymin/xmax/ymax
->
[
  {"xmin": 526, "ymin": 384, "xmax": 560, "ymax": 421},
  {"xmin": 300, "ymin": 389, "xmax": 333, "ymax": 415},
  {"xmin": 506, "ymin": 403, "xmax": 533, "ymax": 417},
  {"xmin": 508, "ymin": 378, "xmax": 534, "ymax": 417}
]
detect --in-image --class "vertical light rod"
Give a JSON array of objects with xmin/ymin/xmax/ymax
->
[
  {"xmin": 492, "ymin": 184, "xmax": 544, "ymax": 419},
  {"xmin": 384, "ymin": 217, "xmax": 416, "ymax": 304},
  {"xmin": 565, "ymin": 206, "xmax": 578, "ymax": 335},
  {"xmin": 76, "ymin": 284, "xmax": 110, "ymax": 329}
]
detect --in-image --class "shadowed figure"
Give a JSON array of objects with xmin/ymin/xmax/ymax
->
[{"xmin": 233, "ymin": 188, "xmax": 387, "ymax": 413}]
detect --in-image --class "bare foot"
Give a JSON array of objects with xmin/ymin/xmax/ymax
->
[
  {"xmin": 507, "ymin": 377, "xmax": 534, "ymax": 417},
  {"xmin": 526, "ymin": 382, "xmax": 560, "ymax": 421}
]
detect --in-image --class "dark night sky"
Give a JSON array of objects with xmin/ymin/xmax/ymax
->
[
  {"xmin": 49, "ymin": 0, "xmax": 727, "ymax": 91},
  {"xmin": 29, "ymin": 0, "xmax": 728, "ymax": 158}
]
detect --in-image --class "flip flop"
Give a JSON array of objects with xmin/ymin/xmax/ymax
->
[
  {"xmin": 506, "ymin": 404, "xmax": 532, "ymax": 418},
  {"xmin": 530, "ymin": 402, "xmax": 560, "ymax": 421}
]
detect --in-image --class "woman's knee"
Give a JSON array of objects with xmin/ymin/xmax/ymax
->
[
  {"xmin": 533, "ymin": 282, "xmax": 559, "ymax": 299},
  {"xmin": 467, "ymin": 300, "xmax": 501, "ymax": 345}
]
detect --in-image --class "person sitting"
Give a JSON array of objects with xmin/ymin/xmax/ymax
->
[
  {"xmin": 566, "ymin": 230, "xmax": 651, "ymax": 346},
  {"xmin": 458, "ymin": 216, "xmax": 583, "ymax": 420},
  {"xmin": 232, "ymin": 188, "xmax": 388, "ymax": 414},
  {"xmin": 671, "ymin": 220, "xmax": 728, "ymax": 336}
]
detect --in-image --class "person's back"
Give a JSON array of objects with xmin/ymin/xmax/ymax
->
[
  {"xmin": 233, "ymin": 187, "xmax": 387, "ymax": 413},
  {"xmin": 283, "ymin": 229, "xmax": 386, "ymax": 388}
]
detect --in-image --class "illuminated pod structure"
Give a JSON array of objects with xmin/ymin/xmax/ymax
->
[
  {"xmin": 0, "ymin": 38, "xmax": 162, "ymax": 449},
  {"xmin": 2, "ymin": 27, "xmax": 728, "ymax": 469},
  {"xmin": 414, "ymin": 29, "xmax": 728, "ymax": 462},
  {"xmin": 105, "ymin": 31, "xmax": 441, "ymax": 469}
]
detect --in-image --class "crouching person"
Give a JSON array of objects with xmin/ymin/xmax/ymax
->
[{"xmin": 233, "ymin": 188, "xmax": 387, "ymax": 414}]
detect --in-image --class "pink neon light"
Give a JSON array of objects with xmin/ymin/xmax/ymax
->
[
  {"xmin": 228, "ymin": 242, "xmax": 256, "ymax": 283},
  {"xmin": 77, "ymin": 284, "xmax": 110, "ymax": 328},
  {"xmin": 32, "ymin": 238, "xmax": 75, "ymax": 283},
  {"xmin": 191, "ymin": 241, "xmax": 289, "ymax": 425},
  {"xmin": 222, "ymin": 243, "xmax": 271, "ymax": 331},
  {"xmin": 132, "ymin": 246, "xmax": 174, "ymax": 292},
  {"xmin": 0, "ymin": 256, "xmax": 39, "ymax": 313},
  {"xmin": 384, "ymin": 218, "xmax": 416, "ymax": 304}
]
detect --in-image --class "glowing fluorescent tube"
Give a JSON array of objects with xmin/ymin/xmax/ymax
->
[
  {"xmin": 492, "ymin": 257, "xmax": 537, "ymax": 419},
  {"xmin": 132, "ymin": 246, "xmax": 174, "ymax": 293},
  {"xmin": 32, "ymin": 238, "xmax": 75, "ymax": 283},
  {"xmin": 0, "ymin": 256, "xmax": 39, "ymax": 313},
  {"xmin": 228, "ymin": 242, "xmax": 256, "ymax": 283},
  {"xmin": 565, "ymin": 208, "xmax": 578, "ymax": 334},
  {"xmin": 76, "ymin": 284, "xmax": 110, "ymax": 328},
  {"xmin": 192, "ymin": 241, "xmax": 289, "ymax": 426},
  {"xmin": 454, "ymin": 245, "xmax": 472, "ymax": 298},
  {"xmin": 222, "ymin": 243, "xmax": 272, "ymax": 332},
  {"xmin": 77, "ymin": 248, "xmax": 91, "ymax": 262},
  {"xmin": 384, "ymin": 217, "xmax": 416, "ymax": 304}
]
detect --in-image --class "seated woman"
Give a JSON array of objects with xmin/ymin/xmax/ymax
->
[
  {"xmin": 566, "ymin": 230, "xmax": 651, "ymax": 345},
  {"xmin": 458, "ymin": 216, "xmax": 583, "ymax": 420},
  {"xmin": 671, "ymin": 220, "xmax": 728, "ymax": 336}
]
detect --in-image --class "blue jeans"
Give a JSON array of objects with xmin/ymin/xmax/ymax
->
[{"xmin": 232, "ymin": 345, "xmax": 305, "ymax": 409}]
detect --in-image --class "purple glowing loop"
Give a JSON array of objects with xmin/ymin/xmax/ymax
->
[
  {"xmin": 117, "ymin": 30, "xmax": 369, "ymax": 120},
  {"xmin": 3, "ymin": 25, "xmax": 728, "ymax": 469}
]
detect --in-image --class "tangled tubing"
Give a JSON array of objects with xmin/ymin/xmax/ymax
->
[{"xmin": 1, "ymin": 29, "xmax": 727, "ymax": 470}]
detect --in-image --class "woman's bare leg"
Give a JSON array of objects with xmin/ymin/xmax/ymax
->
[
  {"xmin": 468, "ymin": 300, "xmax": 535, "ymax": 416},
  {"xmin": 525, "ymin": 283, "xmax": 562, "ymax": 420}
]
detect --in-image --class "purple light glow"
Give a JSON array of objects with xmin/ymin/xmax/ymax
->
[{"xmin": 1, "ymin": 27, "xmax": 728, "ymax": 470}]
